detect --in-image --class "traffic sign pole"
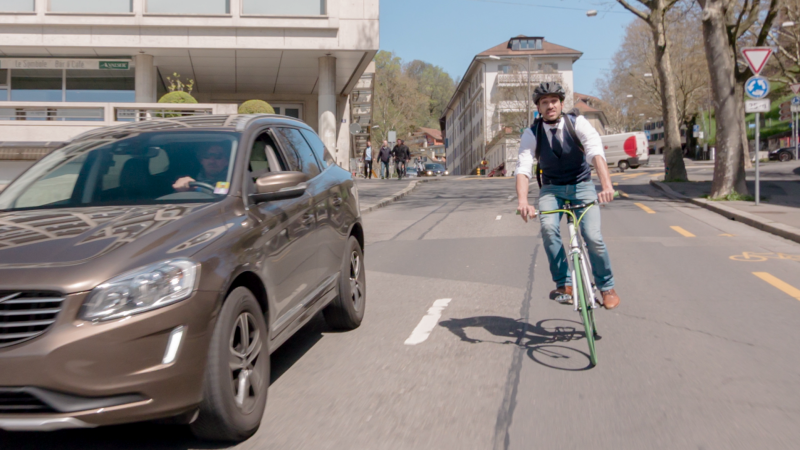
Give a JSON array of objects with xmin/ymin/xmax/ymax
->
[{"xmin": 755, "ymin": 113, "xmax": 760, "ymax": 206}]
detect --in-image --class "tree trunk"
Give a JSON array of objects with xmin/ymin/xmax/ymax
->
[
  {"xmin": 735, "ymin": 83, "xmax": 754, "ymax": 169},
  {"xmin": 652, "ymin": 7, "xmax": 688, "ymax": 181},
  {"xmin": 701, "ymin": 1, "xmax": 748, "ymax": 197}
]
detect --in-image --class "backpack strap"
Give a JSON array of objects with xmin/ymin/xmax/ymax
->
[
  {"xmin": 562, "ymin": 111, "xmax": 585, "ymax": 153},
  {"xmin": 530, "ymin": 118, "xmax": 544, "ymax": 189}
]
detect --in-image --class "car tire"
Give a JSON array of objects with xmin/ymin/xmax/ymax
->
[
  {"xmin": 779, "ymin": 152, "xmax": 791, "ymax": 162},
  {"xmin": 191, "ymin": 287, "xmax": 269, "ymax": 442},
  {"xmin": 323, "ymin": 236, "xmax": 366, "ymax": 330},
  {"xmin": 618, "ymin": 160, "xmax": 629, "ymax": 172},
  {"xmin": 630, "ymin": 165, "xmax": 640, "ymax": 169}
]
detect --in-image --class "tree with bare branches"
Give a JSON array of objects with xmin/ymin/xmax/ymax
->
[
  {"xmin": 697, "ymin": 0, "xmax": 780, "ymax": 198},
  {"xmin": 615, "ymin": 0, "xmax": 689, "ymax": 181}
]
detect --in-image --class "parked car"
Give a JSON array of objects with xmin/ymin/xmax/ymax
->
[
  {"xmin": 405, "ymin": 166, "xmax": 418, "ymax": 178},
  {"xmin": 599, "ymin": 132, "xmax": 650, "ymax": 171},
  {"xmin": 421, "ymin": 163, "xmax": 448, "ymax": 177},
  {"xmin": 769, "ymin": 147, "xmax": 796, "ymax": 162},
  {"xmin": 0, "ymin": 114, "xmax": 366, "ymax": 442}
]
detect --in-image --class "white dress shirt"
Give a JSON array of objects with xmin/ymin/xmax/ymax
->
[{"xmin": 515, "ymin": 115, "xmax": 605, "ymax": 179}]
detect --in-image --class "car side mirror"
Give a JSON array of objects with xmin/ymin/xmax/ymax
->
[{"xmin": 249, "ymin": 171, "xmax": 309, "ymax": 203}]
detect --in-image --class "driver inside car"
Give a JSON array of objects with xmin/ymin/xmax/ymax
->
[{"xmin": 172, "ymin": 144, "xmax": 230, "ymax": 192}]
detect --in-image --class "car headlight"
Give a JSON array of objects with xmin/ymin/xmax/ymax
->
[
  {"xmin": 445, "ymin": 171, "xmax": 449, "ymax": 175},
  {"xmin": 80, "ymin": 259, "xmax": 199, "ymax": 322},
  {"xmin": 427, "ymin": 171, "xmax": 433, "ymax": 175}
]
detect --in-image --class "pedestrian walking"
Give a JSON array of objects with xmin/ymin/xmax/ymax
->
[
  {"xmin": 378, "ymin": 140, "xmax": 392, "ymax": 179},
  {"xmin": 392, "ymin": 139, "xmax": 410, "ymax": 180},
  {"xmin": 362, "ymin": 140, "xmax": 373, "ymax": 179}
]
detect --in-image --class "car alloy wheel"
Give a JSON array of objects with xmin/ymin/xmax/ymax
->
[
  {"xmin": 230, "ymin": 312, "xmax": 264, "ymax": 414},
  {"xmin": 349, "ymin": 251, "xmax": 363, "ymax": 311},
  {"xmin": 779, "ymin": 152, "xmax": 791, "ymax": 162}
]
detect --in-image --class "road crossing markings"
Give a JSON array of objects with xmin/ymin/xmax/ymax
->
[
  {"xmin": 753, "ymin": 273, "xmax": 800, "ymax": 302},
  {"xmin": 634, "ymin": 202, "xmax": 656, "ymax": 214},
  {"xmin": 404, "ymin": 298, "xmax": 452, "ymax": 345},
  {"xmin": 496, "ymin": 215, "xmax": 502, "ymax": 220},
  {"xmin": 670, "ymin": 226, "xmax": 696, "ymax": 237}
]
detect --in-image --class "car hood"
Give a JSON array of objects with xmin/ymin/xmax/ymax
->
[{"xmin": 0, "ymin": 203, "xmax": 228, "ymax": 292}]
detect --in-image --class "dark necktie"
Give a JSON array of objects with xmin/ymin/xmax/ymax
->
[{"xmin": 550, "ymin": 128, "xmax": 563, "ymax": 158}]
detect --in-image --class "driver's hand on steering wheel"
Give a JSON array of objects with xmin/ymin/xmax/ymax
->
[{"xmin": 173, "ymin": 176, "xmax": 196, "ymax": 192}]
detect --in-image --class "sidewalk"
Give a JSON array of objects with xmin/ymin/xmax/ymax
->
[{"xmin": 650, "ymin": 161, "xmax": 800, "ymax": 243}]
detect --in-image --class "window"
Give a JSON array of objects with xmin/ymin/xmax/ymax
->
[
  {"xmin": 249, "ymin": 132, "xmax": 286, "ymax": 178},
  {"xmin": 274, "ymin": 128, "xmax": 321, "ymax": 177},
  {"xmin": 146, "ymin": 0, "xmax": 229, "ymax": 14},
  {"xmin": 0, "ymin": 0, "xmax": 34, "ymax": 11},
  {"xmin": 272, "ymin": 104, "xmax": 303, "ymax": 120},
  {"xmin": 538, "ymin": 63, "xmax": 558, "ymax": 73},
  {"xmin": 49, "ymin": 0, "xmax": 132, "ymax": 13},
  {"xmin": 0, "ymin": 69, "xmax": 7, "ymax": 102},
  {"xmin": 10, "ymin": 70, "xmax": 62, "ymax": 102},
  {"xmin": 66, "ymin": 69, "xmax": 135, "ymax": 102},
  {"xmin": 243, "ymin": 0, "xmax": 326, "ymax": 16},
  {"xmin": 509, "ymin": 38, "xmax": 543, "ymax": 51},
  {"xmin": 299, "ymin": 129, "xmax": 334, "ymax": 169}
]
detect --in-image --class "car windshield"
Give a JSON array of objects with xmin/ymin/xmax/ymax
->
[
  {"xmin": 425, "ymin": 164, "xmax": 445, "ymax": 171},
  {"xmin": 0, "ymin": 131, "xmax": 239, "ymax": 212}
]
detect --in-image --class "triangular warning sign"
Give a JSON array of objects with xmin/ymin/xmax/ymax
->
[
  {"xmin": 791, "ymin": 83, "xmax": 800, "ymax": 94},
  {"xmin": 742, "ymin": 47, "xmax": 773, "ymax": 75}
]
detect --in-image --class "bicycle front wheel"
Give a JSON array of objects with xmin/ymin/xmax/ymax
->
[{"xmin": 573, "ymin": 253, "xmax": 597, "ymax": 367}]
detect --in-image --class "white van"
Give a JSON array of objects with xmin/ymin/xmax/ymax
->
[{"xmin": 599, "ymin": 132, "xmax": 649, "ymax": 171}]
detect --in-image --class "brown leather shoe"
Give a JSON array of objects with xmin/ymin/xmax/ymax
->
[
  {"xmin": 601, "ymin": 289, "xmax": 620, "ymax": 309},
  {"xmin": 550, "ymin": 286, "xmax": 573, "ymax": 304}
]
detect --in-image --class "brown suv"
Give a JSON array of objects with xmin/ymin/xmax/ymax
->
[{"xmin": 0, "ymin": 114, "xmax": 366, "ymax": 441}]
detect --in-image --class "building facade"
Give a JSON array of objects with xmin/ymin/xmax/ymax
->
[
  {"xmin": 440, "ymin": 36, "xmax": 583, "ymax": 175},
  {"xmin": 0, "ymin": 0, "xmax": 379, "ymax": 167}
]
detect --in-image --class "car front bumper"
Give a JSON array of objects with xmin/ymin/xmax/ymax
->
[{"xmin": 0, "ymin": 290, "xmax": 219, "ymax": 430}]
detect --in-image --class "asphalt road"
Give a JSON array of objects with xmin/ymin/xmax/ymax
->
[{"xmin": 2, "ymin": 169, "xmax": 800, "ymax": 449}]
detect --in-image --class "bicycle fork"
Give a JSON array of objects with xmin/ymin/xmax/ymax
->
[{"xmin": 566, "ymin": 217, "xmax": 597, "ymax": 312}]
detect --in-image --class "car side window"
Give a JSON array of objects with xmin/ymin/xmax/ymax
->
[
  {"xmin": 249, "ymin": 132, "xmax": 286, "ymax": 179},
  {"xmin": 274, "ymin": 127, "xmax": 321, "ymax": 178},
  {"xmin": 299, "ymin": 129, "xmax": 335, "ymax": 169}
]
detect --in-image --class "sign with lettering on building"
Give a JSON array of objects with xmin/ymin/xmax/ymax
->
[{"xmin": 0, "ymin": 58, "xmax": 131, "ymax": 70}]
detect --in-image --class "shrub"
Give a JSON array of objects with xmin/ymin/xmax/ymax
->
[
  {"xmin": 158, "ymin": 92, "xmax": 198, "ymax": 104},
  {"xmin": 238, "ymin": 100, "xmax": 275, "ymax": 115}
]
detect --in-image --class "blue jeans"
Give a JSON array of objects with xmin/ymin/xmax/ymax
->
[
  {"xmin": 380, "ymin": 160, "xmax": 391, "ymax": 178},
  {"xmin": 537, "ymin": 181, "xmax": 615, "ymax": 291}
]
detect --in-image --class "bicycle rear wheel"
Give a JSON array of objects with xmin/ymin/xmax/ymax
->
[{"xmin": 573, "ymin": 253, "xmax": 597, "ymax": 367}]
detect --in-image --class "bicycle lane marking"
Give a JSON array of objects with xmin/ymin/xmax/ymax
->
[
  {"xmin": 404, "ymin": 298, "xmax": 452, "ymax": 345},
  {"xmin": 634, "ymin": 202, "xmax": 656, "ymax": 214},
  {"xmin": 670, "ymin": 226, "xmax": 696, "ymax": 237},
  {"xmin": 753, "ymin": 273, "xmax": 800, "ymax": 302}
]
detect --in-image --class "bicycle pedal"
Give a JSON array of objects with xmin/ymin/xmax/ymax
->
[{"xmin": 555, "ymin": 293, "xmax": 573, "ymax": 305}]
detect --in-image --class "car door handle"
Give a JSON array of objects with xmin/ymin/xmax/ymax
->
[
  {"xmin": 331, "ymin": 196, "xmax": 343, "ymax": 207},
  {"xmin": 301, "ymin": 213, "xmax": 315, "ymax": 226}
]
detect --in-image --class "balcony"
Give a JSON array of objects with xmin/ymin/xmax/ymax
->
[
  {"xmin": 0, "ymin": 102, "xmax": 237, "ymax": 157},
  {"xmin": 497, "ymin": 72, "xmax": 564, "ymax": 87},
  {"xmin": 496, "ymin": 101, "xmax": 528, "ymax": 112}
]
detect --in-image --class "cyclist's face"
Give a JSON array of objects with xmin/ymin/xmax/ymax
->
[{"xmin": 538, "ymin": 96, "xmax": 562, "ymax": 121}]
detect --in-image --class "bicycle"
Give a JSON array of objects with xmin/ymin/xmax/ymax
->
[{"xmin": 517, "ymin": 192, "xmax": 618, "ymax": 367}]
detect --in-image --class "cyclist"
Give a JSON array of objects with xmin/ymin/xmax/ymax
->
[{"xmin": 515, "ymin": 82, "xmax": 620, "ymax": 309}]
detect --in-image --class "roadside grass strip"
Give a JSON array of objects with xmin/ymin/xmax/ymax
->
[
  {"xmin": 634, "ymin": 202, "xmax": 656, "ymax": 214},
  {"xmin": 404, "ymin": 298, "xmax": 452, "ymax": 345},
  {"xmin": 670, "ymin": 226, "xmax": 696, "ymax": 237},
  {"xmin": 753, "ymin": 273, "xmax": 800, "ymax": 302}
]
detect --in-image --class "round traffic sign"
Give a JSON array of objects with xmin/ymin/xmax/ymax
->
[
  {"xmin": 792, "ymin": 96, "xmax": 800, "ymax": 106},
  {"xmin": 745, "ymin": 76, "xmax": 770, "ymax": 99}
]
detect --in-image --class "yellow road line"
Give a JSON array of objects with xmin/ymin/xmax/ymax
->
[
  {"xmin": 719, "ymin": 233, "xmax": 735, "ymax": 237},
  {"xmin": 613, "ymin": 182, "xmax": 619, "ymax": 186},
  {"xmin": 634, "ymin": 202, "xmax": 656, "ymax": 214},
  {"xmin": 753, "ymin": 272, "xmax": 800, "ymax": 301},
  {"xmin": 670, "ymin": 226, "xmax": 695, "ymax": 237},
  {"xmin": 618, "ymin": 190, "xmax": 629, "ymax": 198},
  {"xmin": 622, "ymin": 173, "xmax": 646, "ymax": 180}
]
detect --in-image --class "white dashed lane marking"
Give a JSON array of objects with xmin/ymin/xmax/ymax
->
[
  {"xmin": 496, "ymin": 215, "xmax": 502, "ymax": 220},
  {"xmin": 404, "ymin": 298, "xmax": 452, "ymax": 345}
]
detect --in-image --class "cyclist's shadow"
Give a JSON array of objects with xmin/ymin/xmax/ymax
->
[{"xmin": 438, "ymin": 316, "xmax": 594, "ymax": 371}]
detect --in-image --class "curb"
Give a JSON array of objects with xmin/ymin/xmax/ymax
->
[
  {"xmin": 650, "ymin": 179, "xmax": 800, "ymax": 245},
  {"xmin": 360, "ymin": 178, "xmax": 437, "ymax": 214}
]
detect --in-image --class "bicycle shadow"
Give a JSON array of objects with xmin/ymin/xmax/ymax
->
[{"xmin": 438, "ymin": 316, "xmax": 595, "ymax": 371}]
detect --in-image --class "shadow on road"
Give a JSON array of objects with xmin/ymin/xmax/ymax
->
[
  {"xmin": 439, "ymin": 316, "xmax": 593, "ymax": 371},
  {"xmin": 0, "ymin": 314, "xmax": 332, "ymax": 450}
]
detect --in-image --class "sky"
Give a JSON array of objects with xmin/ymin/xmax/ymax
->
[{"xmin": 379, "ymin": 0, "xmax": 638, "ymax": 97}]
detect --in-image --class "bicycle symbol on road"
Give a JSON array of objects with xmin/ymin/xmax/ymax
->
[{"xmin": 730, "ymin": 252, "xmax": 800, "ymax": 262}]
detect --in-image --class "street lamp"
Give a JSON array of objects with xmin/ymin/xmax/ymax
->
[{"xmin": 586, "ymin": 10, "xmax": 598, "ymax": 17}]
